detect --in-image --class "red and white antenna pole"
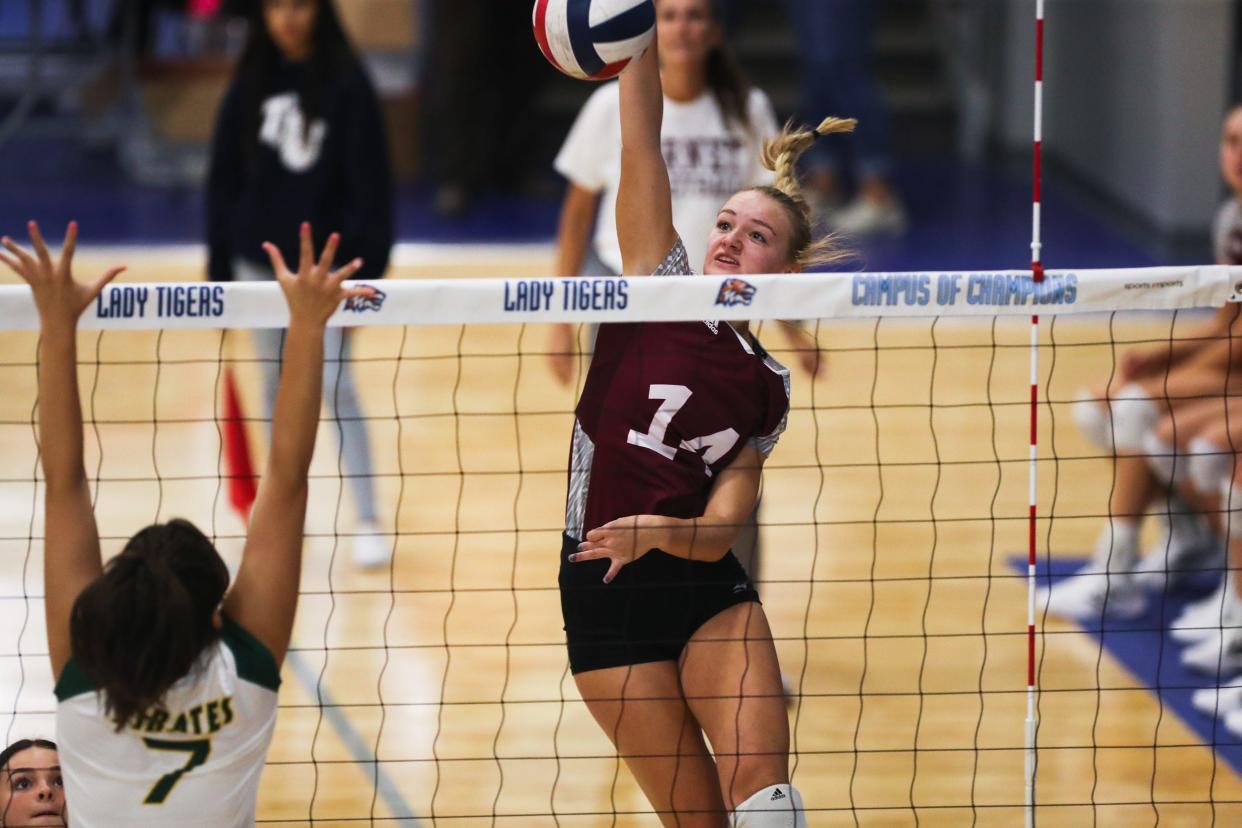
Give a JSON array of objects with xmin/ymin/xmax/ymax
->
[{"xmin": 1026, "ymin": 1, "xmax": 1046, "ymax": 826}]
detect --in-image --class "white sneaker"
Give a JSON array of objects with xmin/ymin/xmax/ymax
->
[
  {"xmin": 1037, "ymin": 569, "xmax": 1147, "ymax": 622},
  {"xmin": 1171, "ymin": 580, "xmax": 1235, "ymax": 643},
  {"xmin": 1182, "ymin": 627, "xmax": 1242, "ymax": 676},
  {"xmin": 832, "ymin": 196, "xmax": 908, "ymax": 236},
  {"xmin": 1192, "ymin": 682, "xmax": 1242, "ymax": 717},
  {"xmin": 352, "ymin": 520, "xmax": 391, "ymax": 569}
]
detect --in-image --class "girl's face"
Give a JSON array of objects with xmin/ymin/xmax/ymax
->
[
  {"xmin": 656, "ymin": 0, "xmax": 720, "ymax": 71},
  {"xmin": 0, "ymin": 747, "xmax": 65, "ymax": 827},
  {"xmin": 263, "ymin": 0, "xmax": 319, "ymax": 62},
  {"xmin": 1222, "ymin": 106, "xmax": 1242, "ymax": 198},
  {"xmin": 704, "ymin": 190, "xmax": 799, "ymax": 276}
]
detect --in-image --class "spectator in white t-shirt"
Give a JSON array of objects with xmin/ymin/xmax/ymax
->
[{"xmin": 550, "ymin": 0, "xmax": 777, "ymax": 285}]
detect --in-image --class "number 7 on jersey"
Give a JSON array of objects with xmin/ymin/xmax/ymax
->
[{"xmin": 143, "ymin": 737, "xmax": 211, "ymax": 804}]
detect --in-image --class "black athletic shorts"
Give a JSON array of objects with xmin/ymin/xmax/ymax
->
[{"xmin": 558, "ymin": 532, "xmax": 761, "ymax": 675}]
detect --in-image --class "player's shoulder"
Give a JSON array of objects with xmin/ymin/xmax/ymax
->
[
  {"xmin": 746, "ymin": 86, "xmax": 775, "ymax": 111},
  {"xmin": 744, "ymin": 332, "xmax": 790, "ymax": 380},
  {"xmin": 220, "ymin": 615, "xmax": 282, "ymax": 692},
  {"xmin": 1216, "ymin": 196, "xmax": 1242, "ymax": 225},
  {"xmin": 745, "ymin": 87, "xmax": 777, "ymax": 121},
  {"xmin": 652, "ymin": 237, "xmax": 693, "ymax": 277}
]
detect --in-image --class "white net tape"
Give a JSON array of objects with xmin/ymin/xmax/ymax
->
[{"xmin": 0, "ymin": 265, "xmax": 1237, "ymax": 331}]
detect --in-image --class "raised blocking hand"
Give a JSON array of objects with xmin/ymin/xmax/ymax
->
[
  {"xmin": 0, "ymin": 221, "xmax": 124, "ymax": 330},
  {"xmin": 262, "ymin": 223, "xmax": 373, "ymax": 328}
]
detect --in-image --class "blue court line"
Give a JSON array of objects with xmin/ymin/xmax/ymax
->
[
  {"xmin": 285, "ymin": 650, "xmax": 424, "ymax": 826},
  {"xmin": 1015, "ymin": 556, "xmax": 1242, "ymax": 777}
]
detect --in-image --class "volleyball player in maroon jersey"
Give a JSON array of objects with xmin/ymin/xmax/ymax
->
[{"xmin": 558, "ymin": 31, "xmax": 853, "ymax": 828}]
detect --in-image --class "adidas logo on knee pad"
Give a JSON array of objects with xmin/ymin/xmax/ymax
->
[{"xmin": 731, "ymin": 783, "xmax": 807, "ymax": 827}]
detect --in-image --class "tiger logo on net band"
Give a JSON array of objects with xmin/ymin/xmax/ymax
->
[
  {"xmin": 716, "ymin": 278, "xmax": 757, "ymax": 307},
  {"xmin": 344, "ymin": 287, "xmax": 386, "ymax": 313}
]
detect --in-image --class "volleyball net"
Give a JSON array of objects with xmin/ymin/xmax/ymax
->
[{"xmin": 2, "ymin": 265, "xmax": 1242, "ymax": 824}]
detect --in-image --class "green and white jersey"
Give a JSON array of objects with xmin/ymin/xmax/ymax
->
[{"xmin": 54, "ymin": 616, "xmax": 281, "ymax": 827}]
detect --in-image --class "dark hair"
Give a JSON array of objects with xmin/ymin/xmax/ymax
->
[
  {"xmin": 0, "ymin": 740, "xmax": 57, "ymax": 776},
  {"xmin": 703, "ymin": 1, "xmax": 750, "ymax": 131},
  {"xmin": 236, "ymin": 0, "xmax": 358, "ymax": 164},
  {"xmin": 69, "ymin": 520, "xmax": 230, "ymax": 731}
]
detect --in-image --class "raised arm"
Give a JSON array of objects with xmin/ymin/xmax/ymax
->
[
  {"xmin": 222, "ymin": 224, "xmax": 368, "ymax": 665},
  {"xmin": 1, "ymin": 222, "xmax": 124, "ymax": 679},
  {"xmin": 616, "ymin": 38, "xmax": 678, "ymax": 276},
  {"xmin": 570, "ymin": 443, "xmax": 764, "ymax": 583}
]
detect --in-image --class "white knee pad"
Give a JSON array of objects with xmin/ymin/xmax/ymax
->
[
  {"xmin": 1189, "ymin": 437, "xmax": 1233, "ymax": 496},
  {"xmin": 1109, "ymin": 385, "xmax": 1159, "ymax": 453},
  {"xmin": 731, "ymin": 784, "xmax": 807, "ymax": 828},
  {"xmin": 1141, "ymin": 431, "xmax": 1181, "ymax": 486},
  {"xmin": 1072, "ymin": 392, "xmax": 1112, "ymax": 450},
  {"xmin": 1072, "ymin": 385, "xmax": 1156, "ymax": 452}
]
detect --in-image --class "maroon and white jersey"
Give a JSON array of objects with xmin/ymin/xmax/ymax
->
[{"xmin": 565, "ymin": 240, "xmax": 791, "ymax": 540}]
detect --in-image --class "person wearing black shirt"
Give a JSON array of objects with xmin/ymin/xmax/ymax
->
[{"xmin": 207, "ymin": 0, "xmax": 393, "ymax": 567}]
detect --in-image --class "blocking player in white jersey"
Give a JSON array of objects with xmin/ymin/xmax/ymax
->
[{"xmin": 0, "ymin": 221, "xmax": 370, "ymax": 826}]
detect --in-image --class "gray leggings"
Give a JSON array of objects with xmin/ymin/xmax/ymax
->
[{"xmin": 237, "ymin": 260, "xmax": 378, "ymax": 522}]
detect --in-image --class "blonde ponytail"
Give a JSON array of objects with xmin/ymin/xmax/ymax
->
[
  {"xmin": 762, "ymin": 117, "xmax": 857, "ymax": 202},
  {"xmin": 753, "ymin": 116, "xmax": 858, "ymax": 269}
]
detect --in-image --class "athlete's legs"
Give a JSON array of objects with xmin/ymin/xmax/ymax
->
[
  {"xmin": 235, "ymin": 260, "xmax": 283, "ymax": 427},
  {"xmin": 1154, "ymin": 397, "xmax": 1228, "ymax": 524},
  {"xmin": 575, "ymin": 661, "xmax": 726, "ymax": 827},
  {"xmin": 1163, "ymin": 396, "xmax": 1228, "ymax": 444},
  {"xmin": 1103, "ymin": 363, "xmax": 1231, "ymax": 557},
  {"xmin": 1186, "ymin": 405, "xmax": 1242, "ymax": 527},
  {"xmin": 321, "ymin": 328, "xmax": 379, "ymax": 523},
  {"xmin": 680, "ymin": 602, "xmax": 790, "ymax": 810},
  {"xmin": 250, "ymin": 327, "xmax": 284, "ymax": 427}
]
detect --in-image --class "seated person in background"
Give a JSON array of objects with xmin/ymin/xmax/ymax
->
[
  {"xmin": 1148, "ymin": 400, "xmax": 1242, "ymax": 678},
  {"xmin": 1038, "ymin": 310, "xmax": 1233, "ymax": 620},
  {"xmin": 1037, "ymin": 105, "xmax": 1242, "ymax": 621}
]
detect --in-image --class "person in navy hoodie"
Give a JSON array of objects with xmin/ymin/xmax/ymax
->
[{"xmin": 207, "ymin": 0, "xmax": 393, "ymax": 567}]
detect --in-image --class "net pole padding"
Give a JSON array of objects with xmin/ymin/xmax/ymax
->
[
  {"xmin": 1027, "ymin": 2, "xmax": 1046, "ymax": 826},
  {"xmin": 0, "ymin": 267, "xmax": 1239, "ymax": 332}
]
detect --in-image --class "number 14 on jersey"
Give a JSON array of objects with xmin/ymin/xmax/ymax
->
[{"xmin": 627, "ymin": 384, "xmax": 740, "ymax": 476}]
